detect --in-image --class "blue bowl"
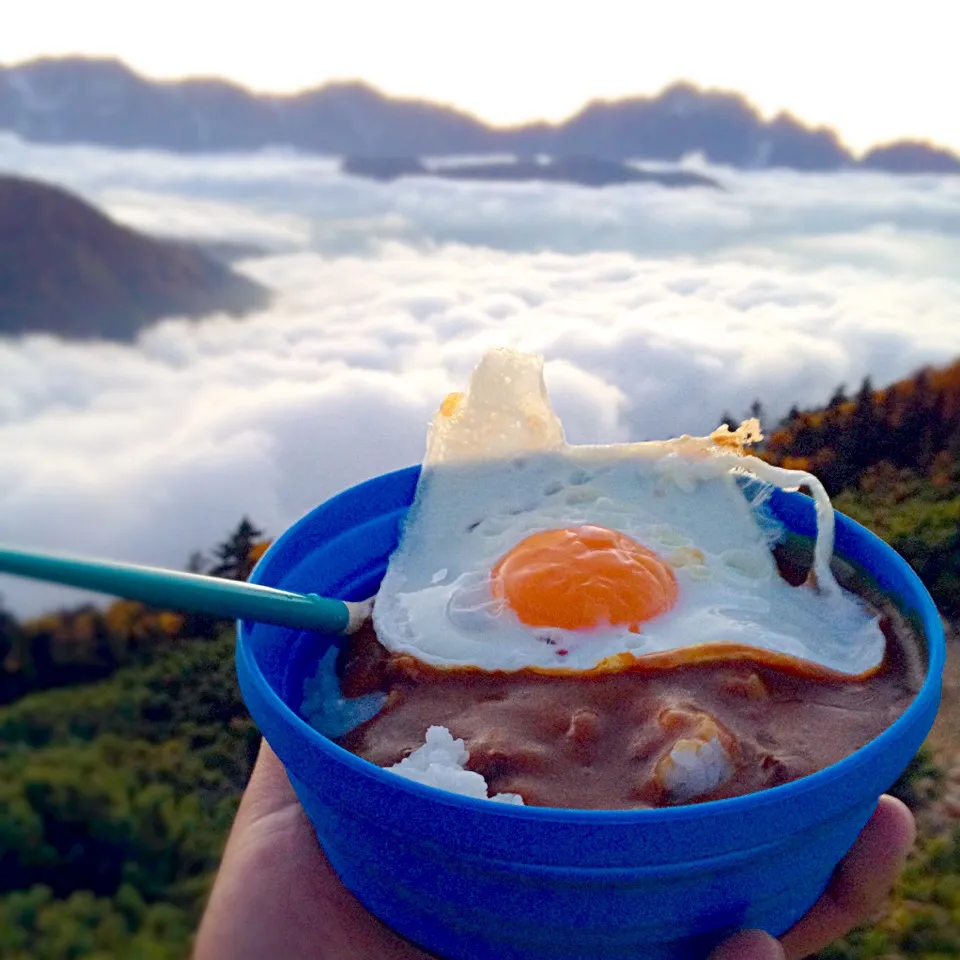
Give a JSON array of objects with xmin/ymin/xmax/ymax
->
[{"xmin": 236, "ymin": 466, "xmax": 944, "ymax": 960}]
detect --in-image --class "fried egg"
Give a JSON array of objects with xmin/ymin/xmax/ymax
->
[{"xmin": 372, "ymin": 350, "xmax": 886, "ymax": 677}]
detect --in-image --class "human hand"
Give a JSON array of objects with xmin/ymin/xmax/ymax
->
[
  {"xmin": 193, "ymin": 740, "xmax": 916, "ymax": 960},
  {"xmin": 708, "ymin": 788, "xmax": 915, "ymax": 960}
]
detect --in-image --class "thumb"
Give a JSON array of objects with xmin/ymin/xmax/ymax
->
[{"xmin": 708, "ymin": 930, "xmax": 786, "ymax": 960}]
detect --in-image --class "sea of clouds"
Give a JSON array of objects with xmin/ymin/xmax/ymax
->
[{"xmin": 3, "ymin": 133, "xmax": 960, "ymax": 614}]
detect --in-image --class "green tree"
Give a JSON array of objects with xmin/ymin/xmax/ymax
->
[
  {"xmin": 827, "ymin": 383, "xmax": 848, "ymax": 409},
  {"xmin": 778, "ymin": 404, "xmax": 801, "ymax": 429},
  {"xmin": 209, "ymin": 518, "xmax": 264, "ymax": 581},
  {"xmin": 719, "ymin": 411, "xmax": 738, "ymax": 430}
]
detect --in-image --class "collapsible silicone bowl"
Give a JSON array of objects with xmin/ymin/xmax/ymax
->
[{"xmin": 236, "ymin": 466, "xmax": 944, "ymax": 960}]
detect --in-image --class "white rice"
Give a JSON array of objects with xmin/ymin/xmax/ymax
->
[{"xmin": 386, "ymin": 725, "xmax": 525, "ymax": 805}]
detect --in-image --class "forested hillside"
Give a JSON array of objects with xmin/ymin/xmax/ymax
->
[
  {"xmin": 762, "ymin": 360, "xmax": 960, "ymax": 615},
  {"xmin": 3, "ymin": 363, "xmax": 960, "ymax": 958}
]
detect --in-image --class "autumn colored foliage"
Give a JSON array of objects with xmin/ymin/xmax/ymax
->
[
  {"xmin": 0, "ymin": 518, "xmax": 268, "ymax": 705},
  {"xmin": 760, "ymin": 360, "xmax": 960, "ymax": 614},
  {"xmin": 763, "ymin": 362, "xmax": 960, "ymax": 495}
]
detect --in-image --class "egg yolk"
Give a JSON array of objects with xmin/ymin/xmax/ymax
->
[{"xmin": 491, "ymin": 525, "xmax": 678, "ymax": 632}]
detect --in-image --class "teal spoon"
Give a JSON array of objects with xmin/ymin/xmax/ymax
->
[{"xmin": 0, "ymin": 544, "xmax": 371, "ymax": 635}]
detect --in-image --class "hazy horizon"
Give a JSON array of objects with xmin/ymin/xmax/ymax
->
[{"xmin": 2, "ymin": 0, "xmax": 957, "ymax": 153}]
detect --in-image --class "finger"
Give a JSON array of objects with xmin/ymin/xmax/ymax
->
[
  {"xmin": 780, "ymin": 795, "xmax": 916, "ymax": 959},
  {"xmin": 226, "ymin": 738, "xmax": 302, "ymax": 842},
  {"xmin": 709, "ymin": 930, "xmax": 786, "ymax": 960}
]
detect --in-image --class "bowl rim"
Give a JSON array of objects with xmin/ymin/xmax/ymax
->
[{"xmin": 237, "ymin": 465, "xmax": 946, "ymax": 824}]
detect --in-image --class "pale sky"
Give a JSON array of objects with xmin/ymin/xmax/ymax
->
[{"xmin": 3, "ymin": 0, "xmax": 959, "ymax": 154}]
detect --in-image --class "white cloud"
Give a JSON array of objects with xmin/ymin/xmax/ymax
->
[{"xmin": 2, "ymin": 135, "xmax": 960, "ymax": 614}]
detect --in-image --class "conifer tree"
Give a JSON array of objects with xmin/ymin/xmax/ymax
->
[{"xmin": 209, "ymin": 518, "xmax": 264, "ymax": 581}]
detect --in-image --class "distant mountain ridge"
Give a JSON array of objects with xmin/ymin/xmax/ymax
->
[
  {"xmin": 1, "ymin": 56, "xmax": 958, "ymax": 174},
  {"xmin": 0, "ymin": 175, "xmax": 269, "ymax": 340}
]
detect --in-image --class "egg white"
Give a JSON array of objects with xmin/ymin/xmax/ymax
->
[
  {"xmin": 371, "ymin": 349, "xmax": 886, "ymax": 677},
  {"xmin": 372, "ymin": 450, "xmax": 886, "ymax": 675}
]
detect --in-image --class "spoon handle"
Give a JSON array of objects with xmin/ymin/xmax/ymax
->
[{"xmin": 0, "ymin": 544, "xmax": 364, "ymax": 635}]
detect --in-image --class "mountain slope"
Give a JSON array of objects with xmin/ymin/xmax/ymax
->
[
  {"xmin": 763, "ymin": 360, "xmax": 960, "ymax": 495},
  {"xmin": 761, "ymin": 359, "xmax": 960, "ymax": 615},
  {"xmin": 0, "ymin": 175, "xmax": 269, "ymax": 340},
  {"xmin": 1, "ymin": 57, "xmax": 957, "ymax": 173}
]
